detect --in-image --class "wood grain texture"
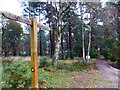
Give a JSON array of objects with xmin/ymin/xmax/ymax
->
[
  {"xmin": 30, "ymin": 18, "xmax": 38, "ymax": 88},
  {"xmin": 2, "ymin": 11, "xmax": 52, "ymax": 31}
]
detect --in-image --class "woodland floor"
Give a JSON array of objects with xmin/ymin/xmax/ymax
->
[
  {"xmin": 74, "ymin": 59, "xmax": 119, "ymax": 88},
  {"xmin": 2, "ymin": 57, "xmax": 120, "ymax": 88}
]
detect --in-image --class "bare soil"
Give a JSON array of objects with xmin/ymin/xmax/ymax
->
[{"xmin": 95, "ymin": 59, "xmax": 119, "ymax": 88}]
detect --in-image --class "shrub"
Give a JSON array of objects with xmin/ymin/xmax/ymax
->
[
  {"xmin": 39, "ymin": 58, "xmax": 50, "ymax": 68},
  {"xmin": 101, "ymin": 48, "xmax": 110, "ymax": 59},
  {"xmin": 2, "ymin": 61, "xmax": 31, "ymax": 88},
  {"xmin": 43, "ymin": 67, "xmax": 56, "ymax": 72},
  {"xmin": 57, "ymin": 62, "xmax": 94, "ymax": 71},
  {"xmin": 109, "ymin": 45, "xmax": 120, "ymax": 69},
  {"xmin": 90, "ymin": 48, "xmax": 98, "ymax": 58}
]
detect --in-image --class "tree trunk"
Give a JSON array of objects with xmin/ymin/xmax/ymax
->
[
  {"xmin": 61, "ymin": 28, "xmax": 64, "ymax": 59},
  {"xmin": 66, "ymin": 32, "xmax": 69, "ymax": 59},
  {"xmin": 52, "ymin": 1, "xmax": 62, "ymax": 67},
  {"xmin": 52, "ymin": 31, "xmax": 55, "ymax": 55},
  {"xmin": 87, "ymin": 25, "xmax": 92, "ymax": 61},
  {"xmin": 39, "ymin": 11, "xmax": 43, "ymax": 56},
  {"xmin": 13, "ymin": 43, "xmax": 17, "ymax": 56},
  {"xmin": 80, "ymin": 3, "xmax": 86, "ymax": 63},
  {"xmin": 50, "ymin": 1, "xmax": 55, "ymax": 57},
  {"xmin": 13, "ymin": 49, "xmax": 17, "ymax": 56},
  {"xmin": 82, "ymin": 24, "xmax": 86, "ymax": 62},
  {"xmin": 50, "ymin": 31, "xmax": 53, "ymax": 57},
  {"xmin": 69, "ymin": 23, "xmax": 73, "ymax": 59},
  {"xmin": 39, "ymin": 30, "xmax": 43, "ymax": 56},
  {"xmin": 52, "ymin": 21, "xmax": 62, "ymax": 66}
]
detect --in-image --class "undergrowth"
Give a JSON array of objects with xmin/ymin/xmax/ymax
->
[{"xmin": 2, "ymin": 58, "xmax": 97, "ymax": 88}]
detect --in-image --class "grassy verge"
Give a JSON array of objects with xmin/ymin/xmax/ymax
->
[
  {"xmin": 90, "ymin": 58, "xmax": 96, "ymax": 61},
  {"xmin": 2, "ymin": 57, "xmax": 102, "ymax": 88}
]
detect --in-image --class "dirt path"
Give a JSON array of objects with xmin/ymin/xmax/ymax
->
[{"xmin": 95, "ymin": 59, "xmax": 119, "ymax": 88}]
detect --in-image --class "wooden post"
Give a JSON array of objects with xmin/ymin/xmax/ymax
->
[
  {"xmin": 30, "ymin": 18, "xmax": 38, "ymax": 88},
  {"xmin": 2, "ymin": 11, "xmax": 52, "ymax": 88}
]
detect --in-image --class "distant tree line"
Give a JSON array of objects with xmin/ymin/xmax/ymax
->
[{"xmin": 2, "ymin": 1, "xmax": 120, "ymax": 67}]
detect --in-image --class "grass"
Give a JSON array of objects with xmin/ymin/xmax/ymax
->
[
  {"xmin": 38, "ymin": 59, "xmax": 100, "ymax": 88},
  {"xmin": 90, "ymin": 58, "xmax": 96, "ymax": 61},
  {"xmin": 111, "ymin": 73, "xmax": 118, "ymax": 76},
  {"xmin": 95, "ymin": 77, "xmax": 101, "ymax": 81},
  {"xmin": 39, "ymin": 70, "xmax": 76, "ymax": 88},
  {"xmin": 105, "ymin": 80, "xmax": 114, "ymax": 83},
  {"xmin": 2, "ymin": 57, "xmax": 103, "ymax": 88}
]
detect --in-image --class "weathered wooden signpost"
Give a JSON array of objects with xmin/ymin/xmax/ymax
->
[{"xmin": 2, "ymin": 11, "xmax": 52, "ymax": 88}]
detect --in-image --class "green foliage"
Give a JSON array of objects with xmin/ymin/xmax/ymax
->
[
  {"xmin": 44, "ymin": 67, "xmax": 56, "ymax": 72},
  {"xmin": 39, "ymin": 58, "xmax": 50, "ymax": 68},
  {"xmin": 64, "ymin": 50, "xmax": 70, "ymax": 59},
  {"xmin": 109, "ymin": 44, "xmax": 120, "ymax": 68},
  {"xmin": 73, "ymin": 45, "xmax": 82, "ymax": 57},
  {"xmin": 2, "ymin": 61, "xmax": 31, "ymax": 88},
  {"xmin": 57, "ymin": 62, "xmax": 95, "ymax": 71},
  {"xmin": 90, "ymin": 58, "xmax": 96, "ymax": 61},
  {"xmin": 101, "ymin": 36, "xmax": 120, "ymax": 68},
  {"xmin": 101, "ymin": 37, "xmax": 117, "ymax": 59},
  {"xmin": 2, "ymin": 19, "xmax": 23, "ymax": 56},
  {"xmin": 90, "ymin": 48, "xmax": 98, "ymax": 58},
  {"xmin": 101, "ymin": 48, "xmax": 110, "ymax": 59}
]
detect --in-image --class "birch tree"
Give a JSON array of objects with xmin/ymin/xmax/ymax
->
[
  {"xmin": 79, "ymin": 2, "xmax": 86, "ymax": 64},
  {"xmin": 52, "ymin": 1, "xmax": 62, "ymax": 67},
  {"xmin": 87, "ymin": 24, "xmax": 91, "ymax": 61}
]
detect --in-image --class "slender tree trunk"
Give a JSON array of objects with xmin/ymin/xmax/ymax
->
[
  {"xmin": 50, "ymin": 31, "xmax": 53, "ymax": 57},
  {"xmin": 66, "ymin": 33, "xmax": 69, "ymax": 50},
  {"xmin": 61, "ymin": 26, "xmax": 64, "ymax": 59},
  {"xmin": 82, "ymin": 24, "xmax": 86, "ymax": 61},
  {"xmin": 87, "ymin": 25, "xmax": 91, "ymax": 61},
  {"xmin": 13, "ymin": 43, "xmax": 17, "ymax": 56},
  {"xmin": 39, "ymin": 30, "xmax": 42, "ymax": 56},
  {"xmin": 13, "ymin": 49, "xmax": 17, "ymax": 56},
  {"xmin": 51, "ymin": 0, "xmax": 55, "ymax": 56},
  {"xmin": 39, "ymin": 10, "xmax": 43, "ymax": 56},
  {"xmin": 75, "ymin": 27, "xmax": 80, "ymax": 57},
  {"xmin": 52, "ymin": 30, "xmax": 55, "ymax": 55},
  {"xmin": 28, "ymin": 2, "xmax": 31, "ymax": 56},
  {"xmin": 52, "ymin": 1, "xmax": 62, "ymax": 67},
  {"xmin": 69, "ymin": 23, "xmax": 73, "ymax": 59},
  {"xmin": 80, "ymin": 3, "xmax": 86, "ymax": 63},
  {"xmin": 50, "ymin": 1, "xmax": 54, "ymax": 57},
  {"xmin": 66, "ymin": 32, "xmax": 69, "ymax": 59}
]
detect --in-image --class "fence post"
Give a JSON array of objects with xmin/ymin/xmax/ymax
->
[{"xmin": 30, "ymin": 18, "xmax": 38, "ymax": 88}]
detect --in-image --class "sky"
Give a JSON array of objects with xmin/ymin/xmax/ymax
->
[
  {"xmin": 0, "ymin": 0, "xmax": 108, "ymax": 33},
  {"xmin": 0, "ymin": 0, "xmax": 109, "ymax": 16},
  {"xmin": 0, "ymin": 0, "xmax": 22, "ymax": 16},
  {"xmin": 0, "ymin": 0, "xmax": 111, "ymax": 32}
]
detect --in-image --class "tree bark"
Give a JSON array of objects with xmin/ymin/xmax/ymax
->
[
  {"xmin": 87, "ymin": 25, "xmax": 92, "ymax": 61},
  {"xmin": 52, "ymin": 1, "xmax": 62, "ymax": 67},
  {"xmin": 82, "ymin": 24, "xmax": 86, "ymax": 62},
  {"xmin": 50, "ymin": 1, "xmax": 55, "ymax": 57},
  {"xmin": 61, "ymin": 26, "xmax": 64, "ymax": 59},
  {"xmin": 52, "ymin": 21, "xmax": 62, "ymax": 66},
  {"xmin": 80, "ymin": 3, "xmax": 86, "ymax": 63},
  {"xmin": 39, "ymin": 9, "xmax": 43, "ymax": 56},
  {"xmin": 39, "ymin": 30, "xmax": 43, "ymax": 56},
  {"xmin": 65, "ymin": 32, "xmax": 69, "ymax": 59},
  {"xmin": 50, "ymin": 30, "xmax": 53, "ymax": 57},
  {"xmin": 69, "ymin": 23, "xmax": 73, "ymax": 59}
]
